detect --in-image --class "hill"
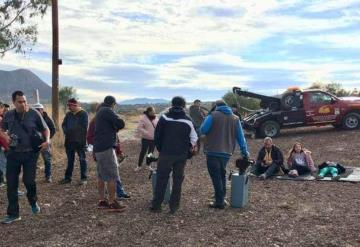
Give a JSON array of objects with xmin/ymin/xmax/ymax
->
[{"xmin": 0, "ymin": 69, "xmax": 51, "ymax": 103}]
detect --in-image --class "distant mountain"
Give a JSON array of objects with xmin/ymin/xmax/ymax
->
[
  {"xmin": 0, "ymin": 69, "xmax": 51, "ymax": 103},
  {"xmin": 120, "ymin": 98, "xmax": 169, "ymax": 105}
]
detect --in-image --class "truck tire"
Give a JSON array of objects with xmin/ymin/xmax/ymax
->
[
  {"xmin": 259, "ymin": 121, "xmax": 280, "ymax": 138},
  {"xmin": 342, "ymin": 112, "xmax": 360, "ymax": 130},
  {"xmin": 281, "ymin": 92, "xmax": 296, "ymax": 110}
]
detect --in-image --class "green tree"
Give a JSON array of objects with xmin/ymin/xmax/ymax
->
[
  {"xmin": 0, "ymin": 0, "xmax": 50, "ymax": 56},
  {"xmin": 307, "ymin": 82, "xmax": 351, "ymax": 97},
  {"xmin": 59, "ymin": 86, "xmax": 77, "ymax": 113},
  {"xmin": 222, "ymin": 91, "xmax": 260, "ymax": 116}
]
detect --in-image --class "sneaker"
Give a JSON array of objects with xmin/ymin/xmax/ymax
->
[
  {"xmin": 98, "ymin": 200, "xmax": 110, "ymax": 209},
  {"xmin": 59, "ymin": 178, "xmax": 71, "ymax": 184},
  {"xmin": 107, "ymin": 200, "xmax": 127, "ymax": 212},
  {"xmin": 208, "ymin": 202, "xmax": 225, "ymax": 209},
  {"xmin": 149, "ymin": 206, "xmax": 161, "ymax": 213},
  {"xmin": 31, "ymin": 203, "xmax": 41, "ymax": 214},
  {"xmin": 45, "ymin": 177, "xmax": 52, "ymax": 183},
  {"xmin": 169, "ymin": 206, "xmax": 178, "ymax": 215},
  {"xmin": 134, "ymin": 166, "xmax": 142, "ymax": 172},
  {"xmin": 79, "ymin": 179, "xmax": 88, "ymax": 185},
  {"xmin": 332, "ymin": 175, "xmax": 341, "ymax": 181},
  {"xmin": 1, "ymin": 215, "xmax": 21, "ymax": 224},
  {"xmin": 18, "ymin": 190, "xmax": 25, "ymax": 196},
  {"xmin": 259, "ymin": 173, "xmax": 267, "ymax": 180},
  {"xmin": 117, "ymin": 194, "xmax": 131, "ymax": 200}
]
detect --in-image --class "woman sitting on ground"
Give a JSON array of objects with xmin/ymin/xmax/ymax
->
[{"xmin": 287, "ymin": 142, "xmax": 316, "ymax": 177}]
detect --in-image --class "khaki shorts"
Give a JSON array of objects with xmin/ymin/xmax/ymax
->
[{"xmin": 95, "ymin": 148, "xmax": 119, "ymax": 182}]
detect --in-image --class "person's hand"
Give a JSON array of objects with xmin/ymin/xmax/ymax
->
[
  {"xmin": 3, "ymin": 133, "xmax": 11, "ymax": 145},
  {"xmin": 265, "ymin": 160, "xmax": 272, "ymax": 166},
  {"xmin": 191, "ymin": 145, "xmax": 197, "ymax": 154},
  {"xmin": 39, "ymin": 141, "xmax": 50, "ymax": 152}
]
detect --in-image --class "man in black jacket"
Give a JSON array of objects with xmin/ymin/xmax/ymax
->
[
  {"xmin": 151, "ymin": 96, "xmax": 198, "ymax": 214},
  {"xmin": 94, "ymin": 96, "xmax": 127, "ymax": 212},
  {"xmin": 34, "ymin": 104, "xmax": 56, "ymax": 183},
  {"xmin": 60, "ymin": 98, "xmax": 89, "ymax": 185},
  {"xmin": 252, "ymin": 137, "xmax": 284, "ymax": 179}
]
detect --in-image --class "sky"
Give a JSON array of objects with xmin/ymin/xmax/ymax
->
[{"xmin": 1, "ymin": 0, "xmax": 360, "ymax": 102}]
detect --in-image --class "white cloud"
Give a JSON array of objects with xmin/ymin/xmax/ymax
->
[
  {"xmin": 1, "ymin": 0, "xmax": 360, "ymax": 101},
  {"xmin": 77, "ymin": 88, "xmax": 133, "ymax": 102}
]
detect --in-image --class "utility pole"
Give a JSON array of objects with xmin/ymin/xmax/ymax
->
[{"xmin": 52, "ymin": 0, "xmax": 60, "ymax": 129}]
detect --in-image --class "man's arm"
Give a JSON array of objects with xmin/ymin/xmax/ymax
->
[
  {"xmin": 236, "ymin": 120, "xmax": 249, "ymax": 157},
  {"xmin": 189, "ymin": 122, "xmax": 198, "ymax": 147},
  {"xmin": 61, "ymin": 113, "xmax": 68, "ymax": 135},
  {"xmin": 80, "ymin": 111, "xmax": 89, "ymax": 130},
  {"xmin": 106, "ymin": 109, "xmax": 125, "ymax": 131},
  {"xmin": 46, "ymin": 116, "xmax": 56, "ymax": 139},
  {"xmin": 200, "ymin": 114, "xmax": 213, "ymax": 135},
  {"xmin": 256, "ymin": 148, "xmax": 264, "ymax": 163},
  {"xmin": 274, "ymin": 147, "xmax": 284, "ymax": 166},
  {"xmin": 154, "ymin": 117, "xmax": 165, "ymax": 152}
]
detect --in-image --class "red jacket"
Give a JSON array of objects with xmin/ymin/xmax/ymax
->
[{"xmin": 0, "ymin": 116, "xmax": 9, "ymax": 151}]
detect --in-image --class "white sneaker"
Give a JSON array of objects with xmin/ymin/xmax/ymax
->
[{"xmin": 134, "ymin": 166, "xmax": 142, "ymax": 172}]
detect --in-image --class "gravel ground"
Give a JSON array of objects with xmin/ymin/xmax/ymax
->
[{"xmin": 0, "ymin": 126, "xmax": 359, "ymax": 247}]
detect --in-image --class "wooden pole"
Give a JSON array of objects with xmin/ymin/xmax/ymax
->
[{"xmin": 52, "ymin": 0, "xmax": 60, "ymax": 129}]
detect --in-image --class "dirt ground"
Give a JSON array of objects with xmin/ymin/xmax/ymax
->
[{"xmin": 0, "ymin": 126, "xmax": 360, "ymax": 247}]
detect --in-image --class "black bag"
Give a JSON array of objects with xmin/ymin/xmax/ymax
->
[
  {"xmin": 28, "ymin": 129, "xmax": 45, "ymax": 152},
  {"xmin": 15, "ymin": 112, "xmax": 44, "ymax": 152}
]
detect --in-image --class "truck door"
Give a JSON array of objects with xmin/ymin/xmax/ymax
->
[{"xmin": 304, "ymin": 91, "xmax": 337, "ymax": 125}]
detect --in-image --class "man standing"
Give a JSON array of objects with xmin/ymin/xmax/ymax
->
[
  {"xmin": 94, "ymin": 96, "xmax": 127, "ymax": 212},
  {"xmin": 1, "ymin": 91, "xmax": 50, "ymax": 224},
  {"xmin": 151, "ymin": 96, "xmax": 198, "ymax": 214},
  {"xmin": 60, "ymin": 98, "xmax": 89, "ymax": 185},
  {"xmin": 251, "ymin": 137, "xmax": 284, "ymax": 180},
  {"xmin": 200, "ymin": 100, "xmax": 249, "ymax": 209},
  {"xmin": 189, "ymin": 99, "xmax": 206, "ymax": 151},
  {"xmin": 33, "ymin": 103, "xmax": 56, "ymax": 183}
]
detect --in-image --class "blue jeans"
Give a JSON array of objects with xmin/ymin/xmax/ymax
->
[
  {"xmin": 41, "ymin": 147, "xmax": 52, "ymax": 178},
  {"xmin": 207, "ymin": 155, "xmax": 230, "ymax": 206},
  {"xmin": 0, "ymin": 149, "xmax": 6, "ymax": 183},
  {"xmin": 116, "ymin": 179, "xmax": 127, "ymax": 197},
  {"xmin": 6, "ymin": 151, "xmax": 39, "ymax": 217},
  {"xmin": 65, "ymin": 147, "xmax": 88, "ymax": 180}
]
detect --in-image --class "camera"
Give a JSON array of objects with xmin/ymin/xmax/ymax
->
[{"xmin": 9, "ymin": 134, "xmax": 20, "ymax": 148}]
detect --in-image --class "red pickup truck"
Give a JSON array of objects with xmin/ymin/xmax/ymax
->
[{"xmin": 233, "ymin": 87, "xmax": 360, "ymax": 138}]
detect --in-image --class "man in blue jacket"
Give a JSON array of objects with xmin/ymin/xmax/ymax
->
[{"xmin": 201, "ymin": 100, "xmax": 249, "ymax": 209}]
